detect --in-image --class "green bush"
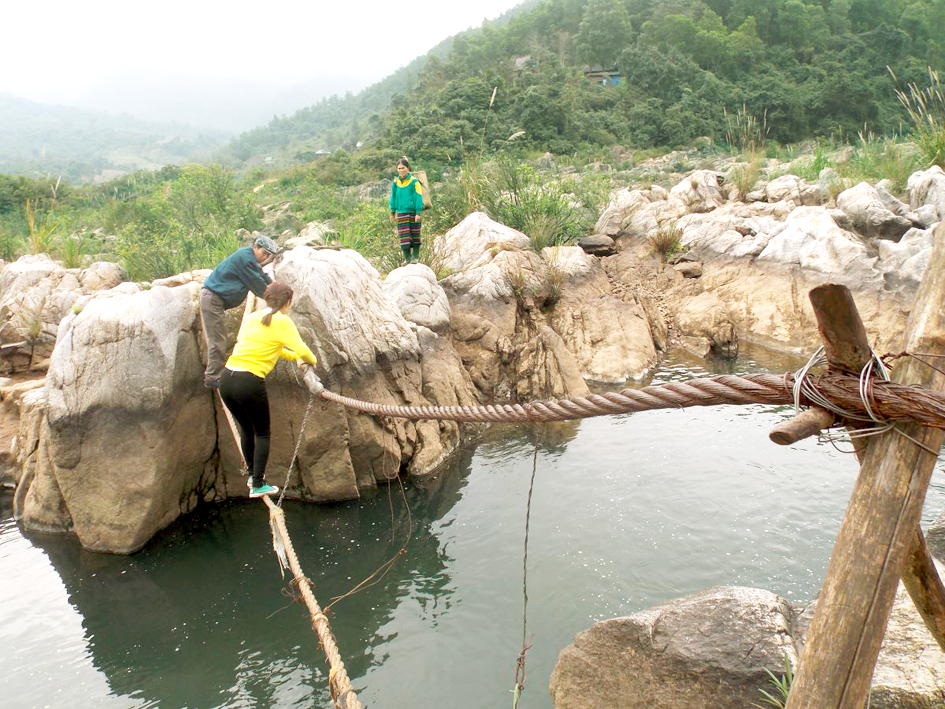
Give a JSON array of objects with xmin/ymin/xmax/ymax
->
[{"xmin": 478, "ymin": 158, "xmax": 591, "ymax": 249}]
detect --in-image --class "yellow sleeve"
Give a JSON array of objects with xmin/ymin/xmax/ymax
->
[{"xmin": 276, "ymin": 316, "xmax": 317, "ymax": 366}]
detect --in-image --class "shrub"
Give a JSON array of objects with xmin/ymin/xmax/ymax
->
[
  {"xmin": 478, "ymin": 158, "xmax": 590, "ymax": 249},
  {"xmin": 647, "ymin": 220, "xmax": 683, "ymax": 261},
  {"xmin": 730, "ymin": 151, "xmax": 765, "ymax": 198}
]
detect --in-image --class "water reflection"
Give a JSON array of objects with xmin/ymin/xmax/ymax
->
[{"xmin": 27, "ymin": 443, "xmax": 475, "ymax": 707}]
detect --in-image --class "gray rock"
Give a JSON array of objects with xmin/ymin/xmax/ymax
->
[
  {"xmin": 382, "ymin": 264, "xmax": 451, "ymax": 332},
  {"xmin": 837, "ymin": 182, "xmax": 913, "ymax": 241},
  {"xmin": 673, "ymin": 261, "xmax": 702, "ymax": 278},
  {"xmin": 14, "ymin": 247, "xmax": 484, "ymax": 553},
  {"xmin": 818, "ymin": 167, "xmax": 841, "ymax": 199},
  {"xmin": 744, "ymin": 189, "xmax": 766, "ymax": 202},
  {"xmin": 434, "ymin": 213, "xmax": 590, "ymax": 400},
  {"xmin": 79, "ymin": 262, "xmax": 126, "ymax": 292},
  {"xmin": 544, "ymin": 246, "xmax": 657, "ymax": 383},
  {"xmin": 675, "ymin": 291, "xmax": 737, "ymax": 356},
  {"xmin": 875, "ymin": 179, "xmax": 914, "ymax": 219},
  {"xmin": 578, "ymin": 234, "xmax": 617, "ymax": 256},
  {"xmin": 551, "ymin": 577, "xmax": 945, "ymax": 708},
  {"xmin": 909, "ymin": 165, "xmax": 945, "ymax": 221},
  {"xmin": 286, "ymin": 220, "xmax": 331, "ymax": 249},
  {"xmin": 928, "ymin": 508, "xmax": 945, "ymax": 562},
  {"xmin": 915, "ymin": 204, "xmax": 939, "ymax": 229},
  {"xmin": 669, "ymin": 170, "xmax": 726, "ymax": 213},
  {"xmin": 549, "ymin": 586, "xmax": 797, "ymax": 708},
  {"xmin": 766, "ymin": 174, "xmax": 821, "ymax": 205}
]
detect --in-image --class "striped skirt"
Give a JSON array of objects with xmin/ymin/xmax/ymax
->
[{"xmin": 395, "ymin": 212, "xmax": 421, "ymax": 246}]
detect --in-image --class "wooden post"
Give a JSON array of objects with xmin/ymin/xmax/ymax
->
[{"xmin": 787, "ymin": 224, "xmax": 945, "ymax": 707}]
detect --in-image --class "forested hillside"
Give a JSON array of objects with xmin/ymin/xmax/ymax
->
[
  {"xmin": 0, "ymin": 94, "xmax": 226, "ymax": 183},
  {"xmin": 222, "ymin": 0, "xmax": 945, "ymax": 167}
]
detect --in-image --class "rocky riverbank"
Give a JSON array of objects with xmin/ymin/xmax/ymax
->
[
  {"xmin": 3, "ymin": 165, "xmax": 943, "ymax": 549},
  {"xmin": 1, "ymin": 160, "xmax": 943, "ymax": 702}
]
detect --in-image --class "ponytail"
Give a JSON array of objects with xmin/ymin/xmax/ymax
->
[{"xmin": 261, "ymin": 280, "xmax": 293, "ymax": 325}]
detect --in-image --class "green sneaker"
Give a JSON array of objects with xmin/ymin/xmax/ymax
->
[{"xmin": 249, "ymin": 484, "xmax": 279, "ymax": 498}]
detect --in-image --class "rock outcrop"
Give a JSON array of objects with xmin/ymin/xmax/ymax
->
[
  {"xmin": 0, "ymin": 255, "xmax": 129, "ymax": 363},
  {"xmin": 435, "ymin": 212, "xmax": 590, "ymax": 399},
  {"xmin": 544, "ymin": 246, "xmax": 657, "ymax": 382},
  {"xmin": 435, "ymin": 212, "xmax": 660, "ymax": 394},
  {"xmin": 550, "ymin": 575, "xmax": 945, "ymax": 708},
  {"xmin": 12, "ymin": 246, "xmax": 484, "ymax": 552},
  {"xmin": 601, "ymin": 169, "xmax": 943, "ymax": 355}
]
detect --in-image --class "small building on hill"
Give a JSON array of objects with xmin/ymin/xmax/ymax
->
[{"xmin": 584, "ymin": 65, "xmax": 622, "ymax": 86}]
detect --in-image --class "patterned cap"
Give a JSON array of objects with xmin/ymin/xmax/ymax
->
[{"xmin": 254, "ymin": 235, "xmax": 279, "ymax": 254}]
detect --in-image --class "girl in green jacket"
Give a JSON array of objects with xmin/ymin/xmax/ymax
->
[{"xmin": 389, "ymin": 157, "xmax": 424, "ymax": 265}]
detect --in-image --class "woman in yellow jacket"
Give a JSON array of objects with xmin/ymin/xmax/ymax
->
[{"xmin": 220, "ymin": 280, "xmax": 317, "ymax": 497}]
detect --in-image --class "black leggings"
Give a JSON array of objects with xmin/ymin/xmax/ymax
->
[{"xmin": 220, "ymin": 369, "xmax": 271, "ymax": 487}]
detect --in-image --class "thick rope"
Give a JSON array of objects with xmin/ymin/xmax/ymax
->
[
  {"xmin": 263, "ymin": 496, "xmax": 364, "ymax": 709},
  {"xmin": 318, "ymin": 373, "xmax": 945, "ymax": 428}
]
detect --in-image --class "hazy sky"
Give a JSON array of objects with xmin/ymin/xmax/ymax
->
[{"xmin": 0, "ymin": 0, "xmax": 523, "ymax": 104}]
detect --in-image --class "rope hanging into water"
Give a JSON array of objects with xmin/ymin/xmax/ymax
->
[
  {"xmin": 262, "ymin": 496, "xmax": 364, "ymax": 709},
  {"xmin": 213, "ymin": 388, "xmax": 363, "ymax": 709},
  {"xmin": 317, "ymin": 372, "xmax": 945, "ymax": 429}
]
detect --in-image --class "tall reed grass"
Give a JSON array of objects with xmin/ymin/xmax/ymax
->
[{"xmin": 890, "ymin": 65, "xmax": 945, "ymax": 168}]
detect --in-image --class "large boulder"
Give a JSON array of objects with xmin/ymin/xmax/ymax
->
[
  {"xmin": 271, "ymin": 247, "xmax": 480, "ymax": 487},
  {"xmin": 382, "ymin": 263, "xmax": 451, "ymax": 332},
  {"xmin": 20, "ymin": 283, "xmax": 216, "ymax": 553},
  {"xmin": 756, "ymin": 206, "xmax": 879, "ymax": 282},
  {"xmin": 434, "ymin": 213, "xmax": 589, "ymax": 400},
  {"xmin": 13, "ymin": 246, "xmax": 483, "ymax": 552},
  {"xmin": 550, "ymin": 578, "xmax": 945, "ymax": 708},
  {"xmin": 668, "ymin": 170, "xmax": 726, "ymax": 213},
  {"xmin": 0, "ymin": 255, "xmax": 130, "ymax": 365},
  {"xmin": 836, "ymin": 182, "xmax": 914, "ymax": 241},
  {"xmin": 285, "ymin": 220, "xmax": 330, "ymax": 249},
  {"xmin": 765, "ymin": 174, "xmax": 821, "ymax": 206},
  {"xmin": 549, "ymin": 587, "xmax": 798, "ymax": 708},
  {"xmin": 908, "ymin": 165, "xmax": 945, "ymax": 223},
  {"xmin": 544, "ymin": 246, "xmax": 657, "ymax": 383},
  {"xmin": 594, "ymin": 188, "xmax": 656, "ymax": 237},
  {"xmin": 878, "ymin": 226, "xmax": 935, "ymax": 290}
]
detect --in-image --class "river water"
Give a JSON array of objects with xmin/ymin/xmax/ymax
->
[{"xmin": 3, "ymin": 344, "xmax": 944, "ymax": 708}]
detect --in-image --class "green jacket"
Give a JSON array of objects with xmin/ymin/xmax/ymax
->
[{"xmin": 389, "ymin": 173, "xmax": 424, "ymax": 214}]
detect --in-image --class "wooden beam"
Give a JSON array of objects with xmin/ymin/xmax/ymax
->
[
  {"xmin": 809, "ymin": 282, "xmax": 945, "ymax": 655},
  {"xmin": 903, "ymin": 526, "xmax": 945, "ymax": 650},
  {"xmin": 769, "ymin": 407, "xmax": 836, "ymax": 445},
  {"xmin": 787, "ymin": 225, "xmax": 945, "ymax": 707}
]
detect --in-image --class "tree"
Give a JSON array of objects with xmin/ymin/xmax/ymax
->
[{"xmin": 577, "ymin": 0, "xmax": 634, "ymax": 67}]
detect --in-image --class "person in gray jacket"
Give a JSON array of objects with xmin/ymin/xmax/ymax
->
[{"xmin": 200, "ymin": 235, "xmax": 279, "ymax": 388}]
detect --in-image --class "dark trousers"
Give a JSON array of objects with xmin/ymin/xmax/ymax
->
[{"xmin": 220, "ymin": 369, "xmax": 271, "ymax": 487}]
